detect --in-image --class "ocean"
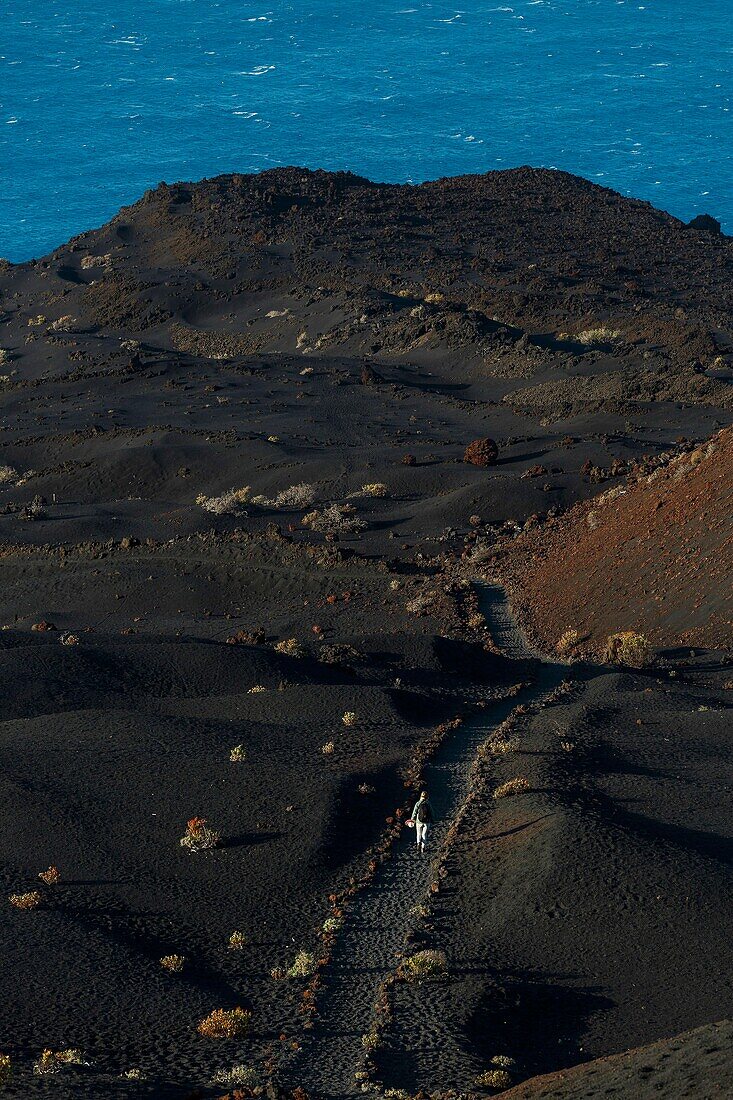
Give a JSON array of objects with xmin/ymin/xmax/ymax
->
[{"xmin": 2, "ymin": 0, "xmax": 732, "ymax": 261}]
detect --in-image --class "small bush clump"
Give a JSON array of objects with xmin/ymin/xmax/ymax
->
[
  {"xmin": 0, "ymin": 464, "xmax": 18, "ymax": 484},
  {"xmin": 475, "ymin": 1067, "xmax": 513, "ymax": 1089},
  {"xmin": 400, "ymin": 949, "xmax": 448, "ymax": 982},
  {"xmin": 211, "ymin": 1064, "xmax": 259, "ymax": 1088},
  {"xmin": 555, "ymin": 628, "xmax": 581, "ymax": 657},
  {"xmin": 230, "ymin": 744, "xmax": 247, "ymax": 763},
  {"xmin": 493, "ymin": 777, "xmax": 530, "ymax": 799},
  {"xmin": 341, "ymin": 711, "xmax": 356, "ymax": 726},
  {"xmin": 274, "ymin": 638, "xmax": 303, "ymax": 657},
  {"xmin": 322, "ymin": 916, "xmax": 342, "ymax": 933},
  {"xmin": 321, "ymin": 741, "xmax": 335, "ymax": 755},
  {"xmin": 604, "ymin": 631, "xmax": 652, "ymax": 668},
  {"xmin": 302, "ymin": 503, "xmax": 367, "ymax": 534},
  {"xmin": 9, "ymin": 890, "xmax": 42, "ymax": 910},
  {"xmin": 479, "ymin": 737, "xmax": 519, "ymax": 758},
  {"xmin": 160, "ymin": 954, "xmax": 185, "ymax": 973},
  {"xmin": 197, "ymin": 1007, "xmax": 251, "ymax": 1040},
  {"xmin": 180, "ymin": 817, "xmax": 220, "ymax": 852},
  {"xmin": 271, "ymin": 483, "xmax": 316, "ymax": 509},
  {"xmin": 196, "ymin": 487, "xmax": 250, "ymax": 516},
  {"xmin": 361, "ymin": 482, "xmax": 388, "ymax": 497},
  {"xmin": 33, "ymin": 1049, "xmax": 85, "ymax": 1076},
  {"xmin": 228, "ymin": 930, "xmax": 247, "ymax": 951},
  {"xmin": 0, "ymin": 1054, "xmax": 10, "ymax": 1085},
  {"xmin": 38, "ymin": 865, "xmax": 60, "ymax": 885},
  {"xmin": 287, "ymin": 950, "xmax": 316, "ymax": 979}
]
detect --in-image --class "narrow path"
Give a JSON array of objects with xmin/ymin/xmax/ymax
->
[{"xmin": 282, "ymin": 584, "xmax": 565, "ymax": 1098}]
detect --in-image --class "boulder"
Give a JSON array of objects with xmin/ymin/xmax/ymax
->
[{"xmin": 463, "ymin": 438, "xmax": 498, "ymax": 468}]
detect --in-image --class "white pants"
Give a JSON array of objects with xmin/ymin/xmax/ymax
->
[{"xmin": 416, "ymin": 821, "xmax": 429, "ymax": 848}]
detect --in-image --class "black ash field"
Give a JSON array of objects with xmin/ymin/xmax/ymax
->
[{"xmin": 0, "ymin": 168, "xmax": 731, "ymax": 1098}]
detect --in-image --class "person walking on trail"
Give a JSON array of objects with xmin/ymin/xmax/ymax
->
[{"xmin": 412, "ymin": 790, "xmax": 434, "ymax": 854}]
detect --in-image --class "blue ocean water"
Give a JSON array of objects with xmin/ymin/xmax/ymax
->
[{"xmin": 2, "ymin": 0, "xmax": 732, "ymax": 261}]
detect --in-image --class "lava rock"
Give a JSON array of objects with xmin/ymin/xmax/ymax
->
[{"xmin": 463, "ymin": 438, "xmax": 498, "ymax": 468}]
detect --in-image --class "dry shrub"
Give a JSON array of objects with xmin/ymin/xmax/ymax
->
[
  {"xmin": 9, "ymin": 890, "xmax": 42, "ymax": 910},
  {"xmin": 480, "ymin": 737, "xmax": 519, "ymax": 758},
  {"xmin": 341, "ymin": 711, "xmax": 357, "ymax": 726},
  {"xmin": 34, "ymin": 1049, "xmax": 85, "ymax": 1075},
  {"xmin": 321, "ymin": 741, "xmax": 335, "ymax": 755},
  {"xmin": 38, "ymin": 865, "xmax": 60, "ymax": 885},
  {"xmin": 604, "ymin": 631, "xmax": 652, "ymax": 668},
  {"xmin": 302, "ymin": 503, "xmax": 367, "ymax": 534},
  {"xmin": 493, "ymin": 777, "xmax": 530, "ymax": 799},
  {"xmin": 247, "ymin": 684, "xmax": 266, "ymax": 693},
  {"xmin": 322, "ymin": 916, "xmax": 342, "ymax": 933},
  {"xmin": 476, "ymin": 1067, "xmax": 513, "ymax": 1089},
  {"xmin": 197, "ymin": 1007, "xmax": 251, "ymax": 1040},
  {"xmin": 574, "ymin": 325, "xmax": 622, "ymax": 346},
  {"xmin": 230, "ymin": 745, "xmax": 247, "ymax": 763},
  {"xmin": 228, "ymin": 930, "xmax": 247, "ymax": 950},
  {"xmin": 361, "ymin": 482, "xmax": 388, "ymax": 497},
  {"xmin": 196, "ymin": 487, "xmax": 250, "ymax": 516},
  {"xmin": 80, "ymin": 253, "xmax": 111, "ymax": 271},
  {"xmin": 400, "ymin": 949, "xmax": 447, "ymax": 981},
  {"xmin": 160, "ymin": 954, "xmax": 185, "ymax": 973},
  {"xmin": 211, "ymin": 1064, "xmax": 259, "ymax": 1088},
  {"xmin": 0, "ymin": 1054, "xmax": 10, "ymax": 1085},
  {"xmin": 0, "ymin": 464, "xmax": 18, "ymax": 484},
  {"xmin": 287, "ymin": 949, "xmax": 316, "ymax": 978},
  {"xmin": 271, "ymin": 483, "xmax": 316, "ymax": 508},
  {"xmin": 48, "ymin": 315, "xmax": 76, "ymax": 332},
  {"xmin": 274, "ymin": 638, "xmax": 303, "ymax": 658},
  {"xmin": 555, "ymin": 628, "xmax": 581, "ymax": 656},
  {"xmin": 358, "ymin": 782, "xmax": 375, "ymax": 794},
  {"xmin": 180, "ymin": 817, "xmax": 220, "ymax": 852}
]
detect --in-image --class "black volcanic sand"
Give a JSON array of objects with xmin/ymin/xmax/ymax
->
[
  {"xmin": 377, "ymin": 657, "xmax": 733, "ymax": 1096},
  {"xmin": 0, "ymin": 167, "xmax": 731, "ymax": 1096}
]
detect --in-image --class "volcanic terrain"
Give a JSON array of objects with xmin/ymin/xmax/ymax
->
[{"xmin": 0, "ymin": 167, "xmax": 730, "ymax": 1099}]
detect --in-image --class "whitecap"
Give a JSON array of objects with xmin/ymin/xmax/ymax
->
[{"xmin": 6, "ymin": 117, "xmax": 18, "ymax": 124}]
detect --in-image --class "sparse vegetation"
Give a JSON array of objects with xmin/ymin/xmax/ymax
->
[
  {"xmin": 604, "ymin": 631, "xmax": 653, "ymax": 668},
  {"xmin": 38, "ymin": 865, "xmax": 60, "ymax": 885},
  {"xmin": 160, "ymin": 954, "xmax": 185, "ymax": 973},
  {"xmin": 493, "ymin": 777, "xmax": 530, "ymax": 799},
  {"xmin": 271, "ymin": 482, "xmax": 316, "ymax": 508},
  {"xmin": 228, "ymin": 930, "xmax": 247, "ymax": 950},
  {"xmin": 211, "ymin": 1064, "xmax": 260, "ymax": 1088},
  {"xmin": 0, "ymin": 1054, "xmax": 10, "ymax": 1085},
  {"xmin": 0, "ymin": 464, "xmax": 18, "ymax": 484},
  {"xmin": 361, "ymin": 482, "xmax": 388, "ymax": 497},
  {"xmin": 322, "ymin": 916, "xmax": 342, "ymax": 933},
  {"xmin": 180, "ymin": 816, "xmax": 220, "ymax": 852},
  {"xmin": 476, "ymin": 1067, "xmax": 513, "ymax": 1090},
  {"xmin": 196, "ymin": 486, "xmax": 251, "ymax": 516},
  {"xmin": 400, "ymin": 948, "xmax": 448, "ymax": 981},
  {"xmin": 302, "ymin": 503, "xmax": 368, "ymax": 534},
  {"xmin": 342, "ymin": 711, "xmax": 357, "ymax": 726},
  {"xmin": 480, "ymin": 737, "xmax": 519, "ymax": 757},
  {"xmin": 33, "ymin": 1049, "xmax": 85, "ymax": 1075},
  {"xmin": 9, "ymin": 890, "xmax": 42, "ymax": 910},
  {"xmin": 358, "ymin": 782, "xmax": 375, "ymax": 794},
  {"xmin": 287, "ymin": 949, "xmax": 316, "ymax": 978},
  {"xmin": 247, "ymin": 683, "xmax": 266, "ymax": 693},
  {"xmin": 321, "ymin": 741, "xmax": 335, "ymax": 755},
  {"xmin": 197, "ymin": 1007, "xmax": 251, "ymax": 1039},
  {"xmin": 230, "ymin": 744, "xmax": 247, "ymax": 763},
  {"xmin": 274, "ymin": 638, "xmax": 303, "ymax": 657},
  {"xmin": 555, "ymin": 628, "xmax": 581, "ymax": 656}
]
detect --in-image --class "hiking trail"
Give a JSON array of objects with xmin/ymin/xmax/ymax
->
[{"xmin": 282, "ymin": 583, "xmax": 566, "ymax": 1098}]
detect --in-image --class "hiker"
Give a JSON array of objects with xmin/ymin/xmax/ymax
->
[{"xmin": 411, "ymin": 790, "xmax": 434, "ymax": 854}]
